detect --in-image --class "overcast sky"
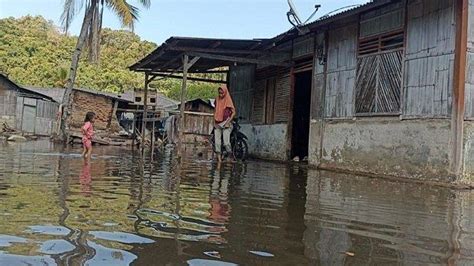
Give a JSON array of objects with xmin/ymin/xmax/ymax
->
[{"xmin": 0, "ymin": 0, "xmax": 370, "ymax": 44}]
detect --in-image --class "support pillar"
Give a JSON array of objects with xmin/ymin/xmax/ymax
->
[
  {"xmin": 451, "ymin": 0, "xmax": 468, "ymax": 178},
  {"xmin": 141, "ymin": 73, "xmax": 150, "ymax": 155}
]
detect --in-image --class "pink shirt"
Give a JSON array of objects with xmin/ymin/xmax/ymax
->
[{"xmin": 82, "ymin": 122, "xmax": 94, "ymax": 140}]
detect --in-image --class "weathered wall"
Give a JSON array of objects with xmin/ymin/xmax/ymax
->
[
  {"xmin": 324, "ymin": 20, "xmax": 357, "ymax": 119},
  {"xmin": 463, "ymin": 121, "xmax": 474, "ymax": 181},
  {"xmin": 403, "ymin": 0, "xmax": 456, "ymax": 117},
  {"xmin": 309, "ymin": 33, "xmax": 326, "ymax": 166},
  {"xmin": 15, "ymin": 97, "xmax": 58, "ymax": 135},
  {"xmin": 465, "ymin": 0, "xmax": 474, "ymax": 118},
  {"xmin": 68, "ymin": 91, "xmax": 121, "ymax": 134},
  {"xmin": 318, "ymin": 118, "xmax": 454, "ymax": 181},
  {"xmin": 228, "ymin": 65, "xmax": 254, "ymax": 122},
  {"xmin": 240, "ymin": 123, "xmax": 288, "ymax": 161}
]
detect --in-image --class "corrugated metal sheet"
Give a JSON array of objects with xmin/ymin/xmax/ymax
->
[{"xmin": 130, "ymin": 37, "xmax": 270, "ymax": 72}]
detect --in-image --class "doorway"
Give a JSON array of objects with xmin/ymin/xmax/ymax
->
[{"xmin": 291, "ymin": 71, "xmax": 312, "ymax": 160}]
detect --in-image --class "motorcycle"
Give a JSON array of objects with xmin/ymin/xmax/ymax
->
[{"xmin": 209, "ymin": 117, "xmax": 249, "ymax": 161}]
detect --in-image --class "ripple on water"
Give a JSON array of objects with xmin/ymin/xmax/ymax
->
[
  {"xmin": 89, "ymin": 231, "xmax": 154, "ymax": 244},
  {"xmin": 0, "ymin": 235, "xmax": 28, "ymax": 247},
  {"xmin": 27, "ymin": 225, "xmax": 71, "ymax": 236},
  {"xmin": 85, "ymin": 241, "xmax": 137, "ymax": 266},
  {"xmin": 39, "ymin": 239, "xmax": 75, "ymax": 255},
  {"xmin": 0, "ymin": 253, "xmax": 56, "ymax": 266}
]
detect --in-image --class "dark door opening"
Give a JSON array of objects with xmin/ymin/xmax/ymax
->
[{"xmin": 291, "ymin": 71, "xmax": 312, "ymax": 160}]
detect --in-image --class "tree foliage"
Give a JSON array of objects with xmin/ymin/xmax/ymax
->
[{"xmin": 0, "ymin": 16, "xmax": 221, "ymax": 101}]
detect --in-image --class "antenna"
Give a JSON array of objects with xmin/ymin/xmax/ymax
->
[{"xmin": 287, "ymin": 0, "xmax": 321, "ymax": 35}]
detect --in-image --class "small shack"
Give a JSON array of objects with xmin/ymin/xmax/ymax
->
[
  {"xmin": 182, "ymin": 98, "xmax": 214, "ymax": 113},
  {"xmin": 0, "ymin": 74, "xmax": 59, "ymax": 136},
  {"xmin": 28, "ymin": 87, "xmax": 131, "ymax": 142}
]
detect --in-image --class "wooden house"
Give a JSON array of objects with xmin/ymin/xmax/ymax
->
[
  {"xmin": 131, "ymin": 0, "xmax": 474, "ymax": 184},
  {"xmin": 0, "ymin": 74, "xmax": 59, "ymax": 136},
  {"xmin": 229, "ymin": 0, "xmax": 472, "ymax": 184}
]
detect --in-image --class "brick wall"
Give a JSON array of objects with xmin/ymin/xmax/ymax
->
[{"xmin": 67, "ymin": 91, "xmax": 121, "ymax": 134}]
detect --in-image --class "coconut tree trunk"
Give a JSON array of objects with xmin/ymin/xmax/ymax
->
[{"xmin": 61, "ymin": 1, "xmax": 97, "ymax": 141}]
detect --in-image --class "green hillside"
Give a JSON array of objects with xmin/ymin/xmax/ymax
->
[{"xmin": 0, "ymin": 16, "xmax": 218, "ymax": 100}]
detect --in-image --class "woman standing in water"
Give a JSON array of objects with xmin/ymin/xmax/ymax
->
[
  {"xmin": 81, "ymin": 112, "xmax": 95, "ymax": 160},
  {"xmin": 214, "ymin": 85, "xmax": 236, "ymax": 162}
]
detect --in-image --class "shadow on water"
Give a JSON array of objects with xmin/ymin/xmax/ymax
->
[{"xmin": 0, "ymin": 139, "xmax": 473, "ymax": 265}]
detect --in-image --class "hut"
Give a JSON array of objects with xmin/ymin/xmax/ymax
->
[
  {"xmin": 131, "ymin": 0, "xmax": 474, "ymax": 185},
  {"xmin": 27, "ymin": 87, "xmax": 131, "ymax": 141},
  {"xmin": 0, "ymin": 74, "xmax": 59, "ymax": 136}
]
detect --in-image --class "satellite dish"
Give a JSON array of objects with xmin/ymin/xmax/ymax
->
[
  {"xmin": 287, "ymin": 0, "xmax": 321, "ymax": 35},
  {"xmin": 287, "ymin": 0, "xmax": 303, "ymax": 25}
]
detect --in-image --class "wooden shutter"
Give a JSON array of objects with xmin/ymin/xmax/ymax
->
[
  {"xmin": 355, "ymin": 50, "xmax": 403, "ymax": 114},
  {"xmin": 265, "ymin": 78, "xmax": 276, "ymax": 124},
  {"xmin": 251, "ymin": 79, "xmax": 266, "ymax": 124},
  {"xmin": 274, "ymin": 75, "xmax": 291, "ymax": 123}
]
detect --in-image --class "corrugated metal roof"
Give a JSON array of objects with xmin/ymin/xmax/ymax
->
[
  {"xmin": 25, "ymin": 87, "xmax": 131, "ymax": 104},
  {"xmin": 0, "ymin": 74, "xmax": 56, "ymax": 102},
  {"xmin": 129, "ymin": 37, "xmax": 270, "ymax": 72},
  {"xmin": 120, "ymin": 90, "xmax": 179, "ymax": 109},
  {"xmin": 270, "ymin": 0, "xmax": 394, "ymax": 45}
]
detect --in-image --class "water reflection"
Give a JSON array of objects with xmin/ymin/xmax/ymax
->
[{"xmin": 0, "ymin": 140, "xmax": 473, "ymax": 265}]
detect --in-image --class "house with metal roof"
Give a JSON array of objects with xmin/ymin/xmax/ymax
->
[
  {"xmin": 0, "ymin": 74, "xmax": 59, "ymax": 136},
  {"xmin": 131, "ymin": 0, "xmax": 474, "ymax": 185}
]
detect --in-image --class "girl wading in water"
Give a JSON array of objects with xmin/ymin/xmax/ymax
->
[
  {"xmin": 81, "ymin": 112, "xmax": 95, "ymax": 160},
  {"xmin": 214, "ymin": 85, "xmax": 236, "ymax": 162}
]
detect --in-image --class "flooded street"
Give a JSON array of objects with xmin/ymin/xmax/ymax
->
[{"xmin": 0, "ymin": 140, "xmax": 474, "ymax": 265}]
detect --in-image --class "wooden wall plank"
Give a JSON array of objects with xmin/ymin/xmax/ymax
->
[
  {"xmin": 403, "ymin": 0, "xmax": 456, "ymax": 117},
  {"xmin": 325, "ymin": 23, "xmax": 358, "ymax": 118},
  {"xmin": 465, "ymin": 0, "xmax": 474, "ymax": 118}
]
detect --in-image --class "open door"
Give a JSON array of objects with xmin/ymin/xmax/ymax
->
[{"xmin": 291, "ymin": 71, "xmax": 312, "ymax": 160}]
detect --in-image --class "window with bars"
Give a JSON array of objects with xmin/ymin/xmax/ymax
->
[{"xmin": 355, "ymin": 5, "xmax": 405, "ymax": 115}]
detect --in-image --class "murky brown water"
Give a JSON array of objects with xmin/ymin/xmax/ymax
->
[{"xmin": 1, "ymin": 140, "xmax": 474, "ymax": 265}]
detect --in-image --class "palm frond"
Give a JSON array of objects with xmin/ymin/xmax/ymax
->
[
  {"xmin": 105, "ymin": 0, "xmax": 139, "ymax": 29},
  {"xmin": 60, "ymin": 0, "xmax": 77, "ymax": 32},
  {"xmin": 136, "ymin": 0, "xmax": 151, "ymax": 8}
]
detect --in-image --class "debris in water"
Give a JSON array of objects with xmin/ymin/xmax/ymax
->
[
  {"xmin": 187, "ymin": 259, "xmax": 237, "ymax": 266},
  {"xmin": 204, "ymin": 251, "xmax": 221, "ymax": 259},
  {"xmin": 249, "ymin": 251, "xmax": 274, "ymax": 257},
  {"xmin": 7, "ymin": 135, "xmax": 27, "ymax": 142},
  {"xmin": 344, "ymin": 251, "xmax": 355, "ymax": 257}
]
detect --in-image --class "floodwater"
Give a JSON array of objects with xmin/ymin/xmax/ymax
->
[{"xmin": 1, "ymin": 140, "xmax": 474, "ymax": 265}]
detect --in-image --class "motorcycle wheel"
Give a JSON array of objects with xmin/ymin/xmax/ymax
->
[{"xmin": 233, "ymin": 138, "xmax": 248, "ymax": 161}]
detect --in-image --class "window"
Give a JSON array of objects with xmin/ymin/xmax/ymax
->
[
  {"xmin": 135, "ymin": 97, "xmax": 142, "ymax": 102},
  {"xmin": 358, "ymin": 30, "xmax": 404, "ymax": 56},
  {"xmin": 149, "ymin": 97, "xmax": 156, "ymax": 104},
  {"xmin": 355, "ymin": 4, "xmax": 405, "ymax": 115}
]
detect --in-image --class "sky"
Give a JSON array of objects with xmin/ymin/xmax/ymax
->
[{"xmin": 0, "ymin": 0, "xmax": 370, "ymax": 44}]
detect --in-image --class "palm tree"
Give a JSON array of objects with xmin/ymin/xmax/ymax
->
[{"xmin": 60, "ymin": 0, "xmax": 151, "ymax": 139}]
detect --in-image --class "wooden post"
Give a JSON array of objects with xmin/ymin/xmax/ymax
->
[
  {"xmin": 451, "ymin": 0, "xmax": 468, "ymax": 177},
  {"xmin": 141, "ymin": 73, "xmax": 150, "ymax": 154},
  {"xmin": 178, "ymin": 55, "xmax": 189, "ymax": 155},
  {"xmin": 177, "ymin": 55, "xmax": 200, "ymax": 156},
  {"xmin": 151, "ymin": 116, "xmax": 155, "ymax": 161}
]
